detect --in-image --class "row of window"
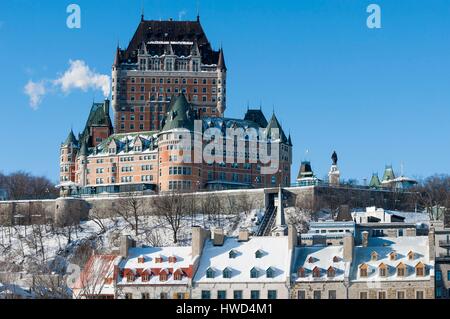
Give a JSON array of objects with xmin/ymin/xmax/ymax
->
[
  {"xmin": 126, "ymin": 77, "xmax": 223, "ymax": 86},
  {"xmin": 201, "ymin": 290, "xmax": 277, "ymax": 300},
  {"xmin": 128, "ymin": 85, "xmax": 221, "ymax": 95},
  {"xmin": 168, "ymin": 180, "xmax": 192, "ymax": 190},
  {"xmin": 169, "ymin": 167, "xmax": 192, "ymax": 176}
]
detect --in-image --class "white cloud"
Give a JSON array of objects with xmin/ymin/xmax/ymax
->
[
  {"xmin": 23, "ymin": 60, "xmax": 110, "ymax": 109},
  {"xmin": 178, "ymin": 10, "xmax": 187, "ymax": 21},
  {"xmin": 24, "ymin": 80, "xmax": 46, "ymax": 110},
  {"xmin": 53, "ymin": 60, "xmax": 110, "ymax": 97}
]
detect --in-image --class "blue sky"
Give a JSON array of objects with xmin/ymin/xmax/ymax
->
[{"xmin": 0, "ymin": 0, "xmax": 449, "ymax": 183}]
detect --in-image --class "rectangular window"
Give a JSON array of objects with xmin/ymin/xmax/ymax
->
[
  {"xmin": 447, "ymin": 270, "xmax": 450, "ymax": 281},
  {"xmin": 397, "ymin": 291, "xmax": 405, "ymax": 299},
  {"xmin": 141, "ymin": 293, "xmax": 150, "ymax": 299},
  {"xmin": 378, "ymin": 291, "xmax": 387, "ymax": 299},
  {"xmin": 217, "ymin": 291, "xmax": 227, "ymax": 299},
  {"xmin": 233, "ymin": 291, "xmax": 243, "ymax": 299},
  {"xmin": 124, "ymin": 293, "xmax": 133, "ymax": 299},
  {"xmin": 268, "ymin": 290, "xmax": 277, "ymax": 299},
  {"xmin": 436, "ymin": 270, "xmax": 442, "ymax": 281},
  {"xmin": 416, "ymin": 291, "xmax": 424, "ymax": 299},
  {"xmin": 201, "ymin": 291, "xmax": 211, "ymax": 300},
  {"xmin": 250, "ymin": 291, "xmax": 260, "ymax": 300},
  {"xmin": 359, "ymin": 291, "xmax": 368, "ymax": 299},
  {"xmin": 297, "ymin": 291, "xmax": 306, "ymax": 299},
  {"xmin": 328, "ymin": 290, "xmax": 337, "ymax": 299},
  {"xmin": 313, "ymin": 291, "xmax": 321, "ymax": 300}
]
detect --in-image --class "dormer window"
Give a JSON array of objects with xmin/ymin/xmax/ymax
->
[
  {"xmin": 206, "ymin": 268, "xmax": 215, "ymax": 279},
  {"xmin": 308, "ymin": 256, "xmax": 315, "ymax": 264},
  {"xmin": 223, "ymin": 268, "xmax": 232, "ymax": 279},
  {"xmin": 327, "ymin": 267, "xmax": 336, "ymax": 278},
  {"xmin": 229, "ymin": 250, "xmax": 238, "ymax": 259},
  {"xmin": 155, "ymin": 256, "xmax": 163, "ymax": 263},
  {"xmin": 389, "ymin": 252, "xmax": 397, "ymax": 261},
  {"xmin": 297, "ymin": 267, "xmax": 306, "ymax": 278},
  {"xmin": 371, "ymin": 251, "xmax": 378, "ymax": 261},
  {"xmin": 312, "ymin": 267, "xmax": 321, "ymax": 278},
  {"xmin": 250, "ymin": 267, "xmax": 260, "ymax": 279},
  {"xmin": 168, "ymin": 256, "xmax": 177, "ymax": 263},
  {"xmin": 255, "ymin": 250, "xmax": 263, "ymax": 259},
  {"xmin": 266, "ymin": 267, "xmax": 275, "ymax": 279},
  {"xmin": 141, "ymin": 271, "xmax": 150, "ymax": 282},
  {"xmin": 397, "ymin": 263, "xmax": 406, "ymax": 277},
  {"xmin": 137, "ymin": 255, "xmax": 145, "ymax": 264},
  {"xmin": 126, "ymin": 272, "xmax": 134, "ymax": 282},
  {"xmin": 159, "ymin": 269, "xmax": 169, "ymax": 281},
  {"xmin": 379, "ymin": 263, "xmax": 388, "ymax": 277},
  {"xmin": 333, "ymin": 256, "xmax": 340, "ymax": 263},
  {"xmin": 408, "ymin": 251, "xmax": 415, "ymax": 261},
  {"xmin": 415, "ymin": 262, "xmax": 425, "ymax": 277},
  {"xmin": 173, "ymin": 270, "xmax": 183, "ymax": 281},
  {"xmin": 360, "ymin": 264, "xmax": 368, "ymax": 277}
]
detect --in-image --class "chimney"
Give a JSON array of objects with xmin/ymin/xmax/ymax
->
[
  {"xmin": 343, "ymin": 233, "xmax": 354, "ymax": 262},
  {"xmin": 213, "ymin": 228, "xmax": 225, "ymax": 246},
  {"xmin": 288, "ymin": 224, "xmax": 298, "ymax": 250},
  {"xmin": 238, "ymin": 228, "xmax": 250, "ymax": 242},
  {"xmin": 362, "ymin": 231, "xmax": 369, "ymax": 248},
  {"xmin": 120, "ymin": 235, "xmax": 133, "ymax": 258},
  {"xmin": 406, "ymin": 228, "xmax": 417, "ymax": 237},
  {"xmin": 429, "ymin": 227, "xmax": 435, "ymax": 261},
  {"xmin": 104, "ymin": 99, "xmax": 110, "ymax": 116},
  {"xmin": 192, "ymin": 226, "xmax": 210, "ymax": 257}
]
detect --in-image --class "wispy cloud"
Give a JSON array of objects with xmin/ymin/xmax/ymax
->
[
  {"xmin": 23, "ymin": 60, "xmax": 110, "ymax": 109},
  {"xmin": 178, "ymin": 10, "xmax": 187, "ymax": 21},
  {"xmin": 24, "ymin": 80, "xmax": 47, "ymax": 110}
]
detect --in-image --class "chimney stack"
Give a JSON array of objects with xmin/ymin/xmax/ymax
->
[
  {"xmin": 362, "ymin": 231, "xmax": 369, "ymax": 248},
  {"xmin": 238, "ymin": 228, "xmax": 250, "ymax": 242},
  {"xmin": 343, "ymin": 233, "xmax": 354, "ymax": 262},
  {"xmin": 120, "ymin": 235, "xmax": 134, "ymax": 258},
  {"xmin": 213, "ymin": 228, "xmax": 225, "ymax": 246},
  {"xmin": 288, "ymin": 224, "xmax": 298, "ymax": 250},
  {"xmin": 192, "ymin": 226, "xmax": 210, "ymax": 257},
  {"xmin": 429, "ymin": 227, "xmax": 435, "ymax": 261}
]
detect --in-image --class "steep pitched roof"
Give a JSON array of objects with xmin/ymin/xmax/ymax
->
[
  {"xmin": 217, "ymin": 48, "xmax": 227, "ymax": 71},
  {"xmin": 243, "ymin": 109, "xmax": 268, "ymax": 127},
  {"xmin": 382, "ymin": 165, "xmax": 396, "ymax": 182},
  {"xmin": 64, "ymin": 130, "xmax": 78, "ymax": 146},
  {"xmin": 161, "ymin": 94, "xmax": 195, "ymax": 131},
  {"xmin": 265, "ymin": 114, "xmax": 287, "ymax": 143},
  {"xmin": 121, "ymin": 19, "xmax": 220, "ymax": 65},
  {"xmin": 369, "ymin": 173, "xmax": 381, "ymax": 188},
  {"xmin": 79, "ymin": 100, "xmax": 113, "ymax": 145}
]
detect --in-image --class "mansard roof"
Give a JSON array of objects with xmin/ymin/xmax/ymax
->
[
  {"xmin": 87, "ymin": 131, "xmax": 158, "ymax": 157},
  {"xmin": 244, "ymin": 109, "xmax": 268, "ymax": 127},
  {"xmin": 121, "ymin": 19, "xmax": 220, "ymax": 65}
]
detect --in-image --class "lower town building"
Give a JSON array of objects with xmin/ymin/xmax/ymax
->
[
  {"xmin": 433, "ymin": 220, "xmax": 450, "ymax": 299},
  {"xmin": 191, "ymin": 229, "xmax": 292, "ymax": 299}
]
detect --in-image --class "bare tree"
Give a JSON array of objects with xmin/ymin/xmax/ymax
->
[
  {"xmin": 114, "ymin": 193, "xmax": 144, "ymax": 236},
  {"xmin": 153, "ymin": 192, "xmax": 186, "ymax": 244},
  {"xmin": 411, "ymin": 175, "xmax": 450, "ymax": 221}
]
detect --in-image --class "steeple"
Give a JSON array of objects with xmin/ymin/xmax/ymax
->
[
  {"xmin": 217, "ymin": 48, "xmax": 227, "ymax": 71},
  {"xmin": 266, "ymin": 113, "xmax": 287, "ymax": 143},
  {"xmin": 369, "ymin": 173, "xmax": 381, "ymax": 188},
  {"xmin": 79, "ymin": 141, "xmax": 88, "ymax": 157}
]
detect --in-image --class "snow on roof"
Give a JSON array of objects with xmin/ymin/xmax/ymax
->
[
  {"xmin": 351, "ymin": 236, "xmax": 433, "ymax": 282},
  {"xmin": 292, "ymin": 246, "xmax": 350, "ymax": 282},
  {"xmin": 117, "ymin": 246, "xmax": 193, "ymax": 286},
  {"xmin": 194, "ymin": 236, "xmax": 290, "ymax": 283}
]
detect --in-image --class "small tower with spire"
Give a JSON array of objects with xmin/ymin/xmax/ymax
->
[
  {"xmin": 328, "ymin": 151, "xmax": 340, "ymax": 186},
  {"xmin": 272, "ymin": 186, "xmax": 288, "ymax": 236},
  {"xmin": 216, "ymin": 48, "xmax": 227, "ymax": 116}
]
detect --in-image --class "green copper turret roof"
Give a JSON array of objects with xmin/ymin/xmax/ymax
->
[
  {"xmin": 382, "ymin": 165, "xmax": 396, "ymax": 182},
  {"xmin": 78, "ymin": 141, "xmax": 88, "ymax": 157},
  {"xmin": 161, "ymin": 94, "xmax": 195, "ymax": 131},
  {"xmin": 64, "ymin": 130, "xmax": 78, "ymax": 146},
  {"xmin": 369, "ymin": 173, "xmax": 381, "ymax": 188},
  {"xmin": 79, "ymin": 100, "xmax": 113, "ymax": 146}
]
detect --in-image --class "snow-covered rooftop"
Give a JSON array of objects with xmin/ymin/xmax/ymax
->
[
  {"xmin": 194, "ymin": 236, "xmax": 290, "ymax": 283},
  {"xmin": 351, "ymin": 236, "xmax": 433, "ymax": 282},
  {"xmin": 292, "ymin": 246, "xmax": 350, "ymax": 282}
]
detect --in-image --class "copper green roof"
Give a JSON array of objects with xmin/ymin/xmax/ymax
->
[
  {"xmin": 79, "ymin": 100, "xmax": 113, "ymax": 145},
  {"xmin": 369, "ymin": 173, "xmax": 381, "ymax": 188},
  {"xmin": 161, "ymin": 94, "xmax": 195, "ymax": 131},
  {"xmin": 63, "ymin": 130, "xmax": 78, "ymax": 146},
  {"xmin": 382, "ymin": 165, "xmax": 396, "ymax": 182}
]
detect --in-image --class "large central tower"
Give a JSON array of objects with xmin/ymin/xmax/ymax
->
[{"xmin": 112, "ymin": 16, "xmax": 227, "ymax": 134}]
